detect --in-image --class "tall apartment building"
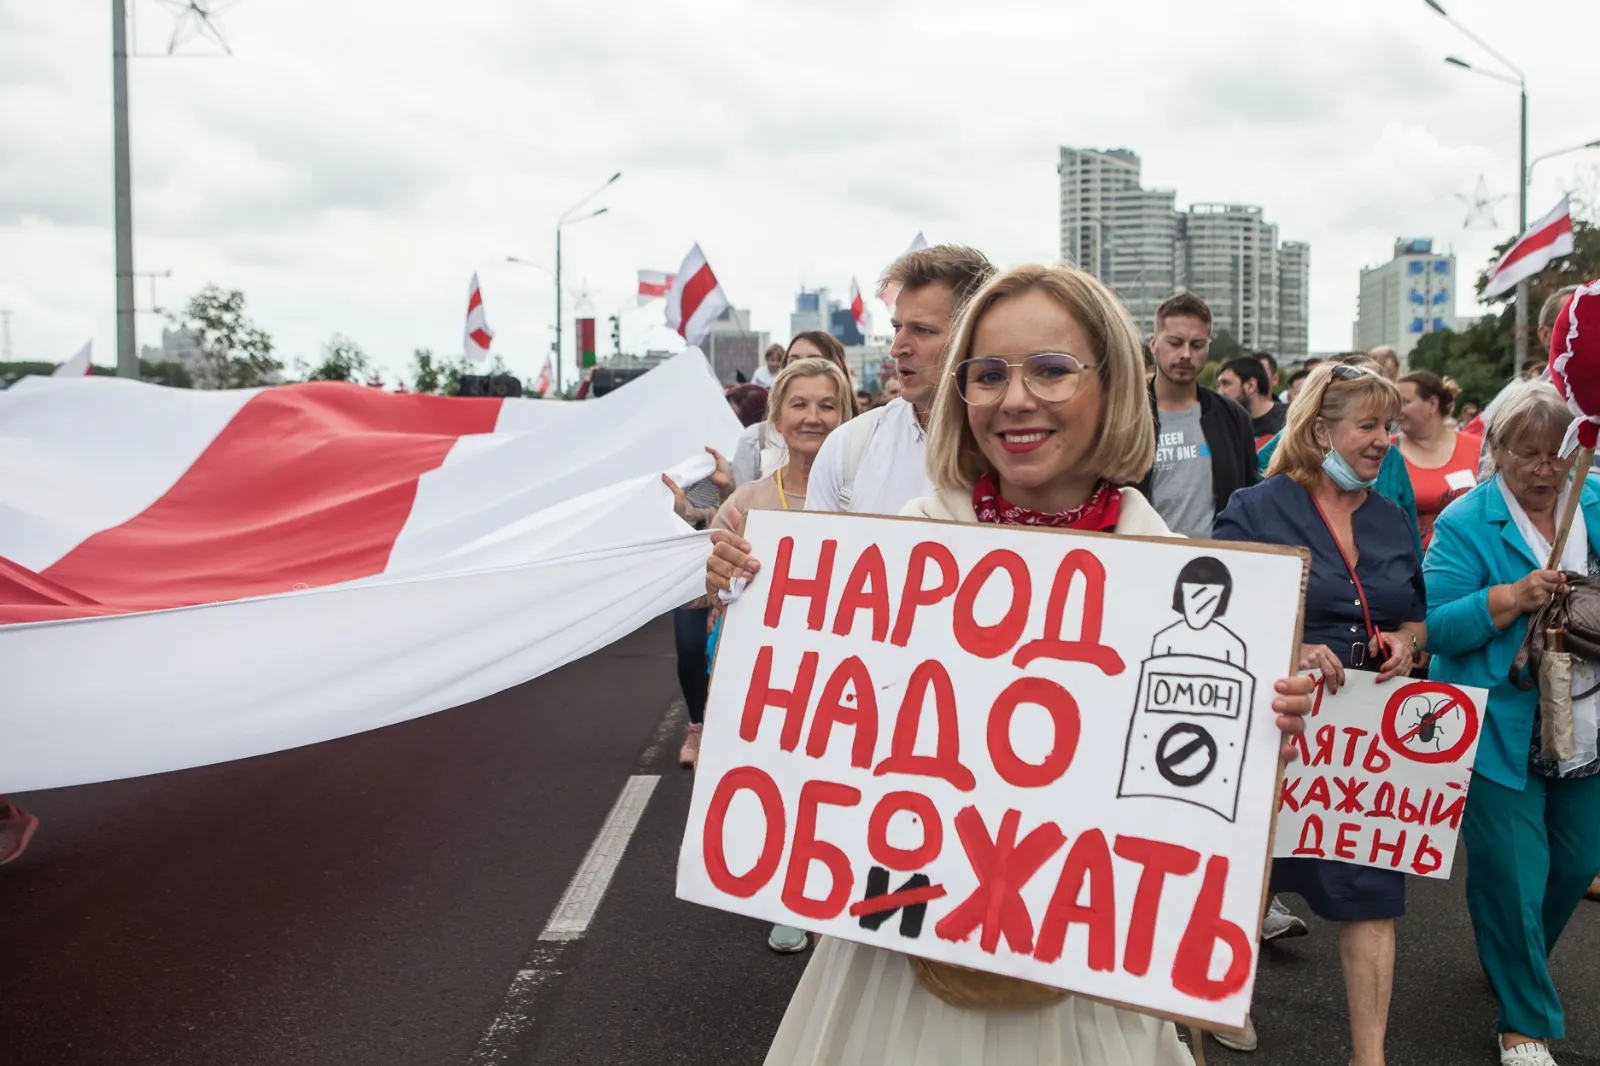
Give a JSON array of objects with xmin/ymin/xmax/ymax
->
[
  {"xmin": 1354, "ymin": 238, "xmax": 1457, "ymax": 367},
  {"xmin": 705, "ymin": 306, "xmax": 769, "ymax": 385},
  {"xmin": 789, "ymin": 288, "xmax": 831, "ymax": 340},
  {"xmin": 1057, "ymin": 147, "xmax": 1309, "ymax": 357},
  {"xmin": 1278, "ymin": 242, "xmax": 1310, "ymax": 360}
]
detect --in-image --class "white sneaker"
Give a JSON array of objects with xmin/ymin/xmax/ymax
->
[
  {"xmin": 1213, "ymin": 1014, "xmax": 1258, "ymax": 1053},
  {"xmin": 1500, "ymin": 1040, "xmax": 1557, "ymax": 1066},
  {"xmin": 1261, "ymin": 896, "xmax": 1308, "ymax": 941}
]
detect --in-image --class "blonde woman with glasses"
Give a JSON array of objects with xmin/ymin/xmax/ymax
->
[{"xmin": 757, "ymin": 265, "xmax": 1317, "ymax": 1066}]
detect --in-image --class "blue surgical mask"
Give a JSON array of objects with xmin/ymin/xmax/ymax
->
[{"xmin": 1323, "ymin": 448, "xmax": 1378, "ymax": 491}]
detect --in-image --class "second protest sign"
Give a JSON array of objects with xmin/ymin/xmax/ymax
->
[{"xmin": 677, "ymin": 509, "xmax": 1308, "ymax": 1031}]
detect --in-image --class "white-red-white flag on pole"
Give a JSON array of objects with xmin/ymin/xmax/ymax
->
[
  {"xmin": 52, "ymin": 341, "xmax": 92, "ymax": 378},
  {"xmin": 848, "ymin": 278, "xmax": 869, "ymax": 334},
  {"xmin": 876, "ymin": 231, "xmax": 929, "ymax": 308},
  {"xmin": 664, "ymin": 244, "xmax": 730, "ymax": 349},
  {"xmin": 534, "ymin": 357, "xmax": 553, "ymax": 396},
  {"xmin": 1484, "ymin": 197, "xmax": 1576, "ymax": 299},
  {"xmin": 464, "ymin": 273, "xmax": 494, "ymax": 362},
  {"xmin": 637, "ymin": 269, "xmax": 676, "ymax": 306}
]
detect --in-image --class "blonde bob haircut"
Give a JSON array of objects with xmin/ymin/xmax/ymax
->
[
  {"xmin": 925, "ymin": 264, "xmax": 1155, "ymax": 492},
  {"xmin": 766, "ymin": 357, "xmax": 855, "ymax": 430},
  {"xmin": 1267, "ymin": 361, "xmax": 1402, "ymax": 491}
]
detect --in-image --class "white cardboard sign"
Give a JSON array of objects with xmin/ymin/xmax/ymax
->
[
  {"xmin": 1272, "ymin": 672, "xmax": 1486, "ymax": 879},
  {"xmin": 676, "ymin": 510, "xmax": 1308, "ymax": 1030}
]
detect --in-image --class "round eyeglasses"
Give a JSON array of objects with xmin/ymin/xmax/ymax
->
[{"xmin": 953, "ymin": 352, "xmax": 1097, "ymax": 406}]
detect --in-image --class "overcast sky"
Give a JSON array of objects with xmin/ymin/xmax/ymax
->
[{"xmin": 2, "ymin": 0, "xmax": 1596, "ymax": 386}]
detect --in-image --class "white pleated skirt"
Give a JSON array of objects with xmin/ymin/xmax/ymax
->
[{"xmin": 764, "ymin": 938, "xmax": 1194, "ymax": 1066}]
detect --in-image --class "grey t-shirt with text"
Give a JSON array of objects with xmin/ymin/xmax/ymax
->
[{"xmin": 1150, "ymin": 403, "xmax": 1214, "ymax": 539}]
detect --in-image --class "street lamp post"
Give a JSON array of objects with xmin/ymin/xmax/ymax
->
[
  {"xmin": 1427, "ymin": 0, "xmax": 1532, "ymax": 362},
  {"xmin": 1528, "ymin": 139, "xmax": 1600, "ymax": 184},
  {"xmin": 553, "ymin": 172, "xmax": 620, "ymax": 395}
]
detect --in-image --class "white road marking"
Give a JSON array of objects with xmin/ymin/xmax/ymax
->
[
  {"xmin": 639, "ymin": 698, "xmax": 686, "ymax": 765},
  {"xmin": 539, "ymin": 773, "xmax": 660, "ymax": 942},
  {"xmin": 467, "ymin": 946, "xmax": 564, "ymax": 1066}
]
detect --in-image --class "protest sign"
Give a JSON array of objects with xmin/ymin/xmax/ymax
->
[
  {"xmin": 676, "ymin": 509, "xmax": 1308, "ymax": 1031},
  {"xmin": 1273, "ymin": 673, "xmax": 1486, "ymax": 879}
]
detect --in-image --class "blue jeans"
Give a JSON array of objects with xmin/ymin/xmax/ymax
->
[{"xmin": 673, "ymin": 606, "xmax": 710, "ymax": 725}]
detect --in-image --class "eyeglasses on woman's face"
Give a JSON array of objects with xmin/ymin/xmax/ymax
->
[
  {"xmin": 953, "ymin": 352, "xmax": 1097, "ymax": 406},
  {"xmin": 1500, "ymin": 442, "xmax": 1574, "ymax": 475}
]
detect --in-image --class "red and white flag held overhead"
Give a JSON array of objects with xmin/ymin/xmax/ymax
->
[
  {"xmin": 534, "ymin": 357, "xmax": 554, "ymax": 396},
  {"xmin": 637, "ymin": 269, "xmax": 676, "ymax": 306},
  {"xmin": 52, "ymin": 341, "xmax": 92, "ymax": 377},
  {"xmin": 848, "ymin": 278, "xmax": 868, "ymax": 334},
  {"xmin": 876, "ymin": 231, "xmax": 929, "ymax": 308},
  {"xmin": 464, "ymin": 273, "xmax": 494, "ymax": 362},
  {"xmin": 1484, "ymin": 197, "xmax": 1576, "ymax": 299},
  {"xmin": 664, "ymin": 244, "xmax": 730, "ymax": 349}
]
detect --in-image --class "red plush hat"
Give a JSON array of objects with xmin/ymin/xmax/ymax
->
[{"xmin": 1547, "ymin": 279, "xmax": 1600, "ymax": 455}]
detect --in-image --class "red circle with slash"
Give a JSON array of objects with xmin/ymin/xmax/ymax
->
[{"xmin": 1381, "ymin": 680, "xmax": 1480, "ymax": 764}]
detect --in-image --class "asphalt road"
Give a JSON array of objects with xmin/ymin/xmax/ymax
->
[{"xmin": 3, "ymin": 616, "xmax": 1597, "ymax": 1066}]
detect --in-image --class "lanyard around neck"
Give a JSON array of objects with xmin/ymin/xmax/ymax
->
[{"xmin": 775, "ymin": 469, "xmax": 791, "ymax": 511}]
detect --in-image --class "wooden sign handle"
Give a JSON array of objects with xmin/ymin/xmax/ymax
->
[{"xmin": 1546, "ymin": 447, "xmax": 1595, "ymax": 570}]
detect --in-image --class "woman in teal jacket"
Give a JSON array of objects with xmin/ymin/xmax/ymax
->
[{"xmin": 1423, "ymin": 381, "xmax": 1600, "ymax": 1066}]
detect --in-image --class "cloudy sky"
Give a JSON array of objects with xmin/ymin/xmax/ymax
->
[{"xmin": 2, "ymin": 0, "xmax": 1595, "ymax": 387}]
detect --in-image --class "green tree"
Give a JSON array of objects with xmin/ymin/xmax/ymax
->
[
  {"xmin": 174, "ymin": 285, "xmax": 281, "ymax": 389},
  {"xmin": 1209, "ymin": 329, "xmax": 1245, "ymax": 365},
  {"xmin": 1, "ymin": 358, "xmax": 192, "ymax": 388},
  {"xmin": 409, "ymin": 349, "xmax": 443, "ymax": 393},
  {"xmin": 1408, "ymin": 312, "xmax": 1515, "ymax": 410},
  {"xmin": 302, "ymin": 334, "xmax": 372, "ymax": 382}
]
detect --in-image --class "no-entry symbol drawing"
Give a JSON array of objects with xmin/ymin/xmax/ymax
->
[{"xmin": 1380, "ymin": 680, "xmax": 1481, "ymax": 765}]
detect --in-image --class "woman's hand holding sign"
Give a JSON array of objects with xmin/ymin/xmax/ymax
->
[
  {"xmin": 1299, "ymin": 643, "xmax": 1346, "ymax": 694},
  {"xmin": 1273, "ymin": 675, "xmax": 1313, "ymax": 762},
  {"xmin": 706, "ymin": 527, "xmax": 759, "ymax": 601}
]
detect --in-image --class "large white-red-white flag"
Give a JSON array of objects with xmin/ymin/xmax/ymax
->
[
  {"xmin": 0, "ymin": 352, "xmax": 742, "ymax": 792},
  {"xmin": 664, "ymin": 244, "xmax": 730, "ymax": 348},
  {"xmin": 464, "ymin": 272, "xmax": 494, "ymax": 361},
  {"xmin": 876, "ymin": 230, "xmax": 928, "ymax": 308},
  {"xmin": 52, "ymin": 340, "xmax": 92, "ymax": 377},
  {"xmin": 637, "ymin": 269, "xmax": 676, "ymax": 306},
  {"xmin": 848, "ymin": 278, "xmax": 868, "ymax": 335},
  {"xmin": 1484, "ymin": 197, "xmax": 1576, "ymax": 299}
]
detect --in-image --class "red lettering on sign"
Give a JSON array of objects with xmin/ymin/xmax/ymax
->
[
  {"xmin": 1035, "ymin": 830, "xmax": 1117, "ymax": 971},
  {"xmin": 1369, "ymin": 827, "xmax": 1406, "ymax": 867},
  {"xmin": 1412, "ymin": 834, "xmax": 1444, "ymax": 876},
  {"xmin": 702, "ymin": 767, "xmax": 785, "ymax": 898},
  {"xmin": 1398, "ymin": 787, "xmax": 1432, "ymax": 825},
  {"xmin": 1366, "ymin": 782, "xmax": 1397, "ymax": 820},
  {"xmin": 831, "ymin": 545, "xmax": 890, "ymax": 642},
  {"xmin": 781, "ymin": 780, "xmax": 861, "ymax": 920},
  {"xmin": 1294, "ymin": 814, "xmax": 1326, "ymax": 857},
  {"xmin": 935, "ymin": 807, "xmax": 1066, "ymax": 956},
  {"xmin": 1171, "ymin": 856, "xmax": 1252, "ymax": 1001},
  {"xmin": 1430, "ymin": 791, "xmax": 1466, "ymax": 830},
  {"xmin": 987, "ymin": 676, "xmax": 1081, "ymax": 788},
  {"xmin": 1340, "ymin": 727, "xmax": 1369, "ymax": 768},
  {"xmin": 1113, "ymin": 836, "xmax": 1201, "ymax": 977},
  {"xmin": 890, "ymin": 542, "xmax": 959, "ymax": 647},
  {"xmin": 1334, "ymin": 821, "xmax": 1360, "ymax": 860},
  {"xmin": 763, "ymin": 536, "xmax": 837, "ymax": 631},
  {"xmin": 952, "ymin": 549, "xmax": 1032, "ymax": 659},
  {"xmin": 866, "ymin": 791, "xmax": 943, "ymax": 871},
  {"xmin": 1308, "ymin": 724, "xmax": 1335, "ymax": 767},
  {"xmin": 1279, "ymin": 777, "xmax": 1303, "ymax": 813},
  {"xmin": 1333, "ymin": 776, "xmax": 1368, "ymax": 814},
  {"xmin": 1303, "ymin": 776, "xmax": 1332, "ymax": 811},
  {"xmin": 805, "ymin": 656, "xmax": 879, "ymax": 769},
  {"xmin": 873, "ymin": 659, "xmax": 977, "ymax": 791},
  {"xmin": 1362, "ymin": 735, "xmax": 1392, "ymax": 774},
  {"xmin": 741, "ymin": 647, "xmax": 818, "ymax": 752},
  {"xmin": 1013, "ymin": 550, "xmax": 1125, "ymax": 675}
]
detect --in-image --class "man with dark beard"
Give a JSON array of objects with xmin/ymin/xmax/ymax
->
[{"xmin": 1134, "ymin": 291, "xmax": 1257, "ymax": 538}]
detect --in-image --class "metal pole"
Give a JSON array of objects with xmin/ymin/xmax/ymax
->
[
  {"xmin": 554, "ymin": 227, "xmax": 563, "ymax": 396},
  {"xmin": 112, "ymin": 0, "xmax": 138, "ymax": 378},
  {"xmin": 1514, "ymin": 85, "xmax": 1529, "ymax": 364}
]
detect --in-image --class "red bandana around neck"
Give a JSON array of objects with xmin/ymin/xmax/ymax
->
[{"xmin": 971, "ymin": 470, "xmax": 1121, "ymax": 531}]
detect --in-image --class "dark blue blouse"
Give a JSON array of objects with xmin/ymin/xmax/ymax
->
[{"xmin": 1214, "ymin": 475, "xmax": 1426, "ymax": 668}]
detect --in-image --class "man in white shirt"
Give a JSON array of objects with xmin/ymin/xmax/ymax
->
[{"xmin": 749, "ymin": 344, "xmax": 784, "ymax": 389}]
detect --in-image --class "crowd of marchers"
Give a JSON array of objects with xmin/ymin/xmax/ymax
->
[{"xmin": 654, "ymin": 243, "xmax": 1597, "ymax": 1066}]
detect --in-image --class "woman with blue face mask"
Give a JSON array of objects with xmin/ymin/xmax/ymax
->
[{"xmin": 1211, "ymin": 360, "xmax": 1427, "ymax": 1066}]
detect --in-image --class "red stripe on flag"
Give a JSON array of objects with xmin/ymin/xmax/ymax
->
[
  {"xmin": 1495, "ymin": 214, "xmax": 1574, "ymax": 274},
  {"xmin": 5, "ymin": 383, "xmax": 502, "ymax": 623},
  {"xmin": 469, "ymin": 328, "xmax": 494, "ymax": 349},
  {"xmin": 675, "ymin": 263, "xmax": 720, "ymax": 337},
  {"xmin": 468, "ymin": 288, "xmax": 483, "ymax": 314}
]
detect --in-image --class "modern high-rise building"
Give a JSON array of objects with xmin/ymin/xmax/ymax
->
[
  {"xmin": 705, "ymin": 306, "xmax": 769, "ymax": 385},
  {"xmin": 1354, "ymin": 238, "xmax": 1458, "ymax": 367},
  {"xmin": 1278, "ymin": 242, "xmax": 1310, "ymax": 360},
  {"xmin": 789, "ymin": 288, "xmax": 831, "ymax": 340},
  {"xmin": 1057, "ymin": 147, "xmax": 1309, "ymax": 356}
]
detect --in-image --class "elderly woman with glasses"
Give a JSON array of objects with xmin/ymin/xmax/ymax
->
[
  {"xmin": 1424, "ymin": 380, "xmax": 1600, "ymax": 1066},
  {"xmin": 754, "ymin": 264, "xmax": 1318, "ymax": 1066},
  {"xmin": 1212, "ymin": 362, "xmax": 1426, "ymax": 1066}
]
